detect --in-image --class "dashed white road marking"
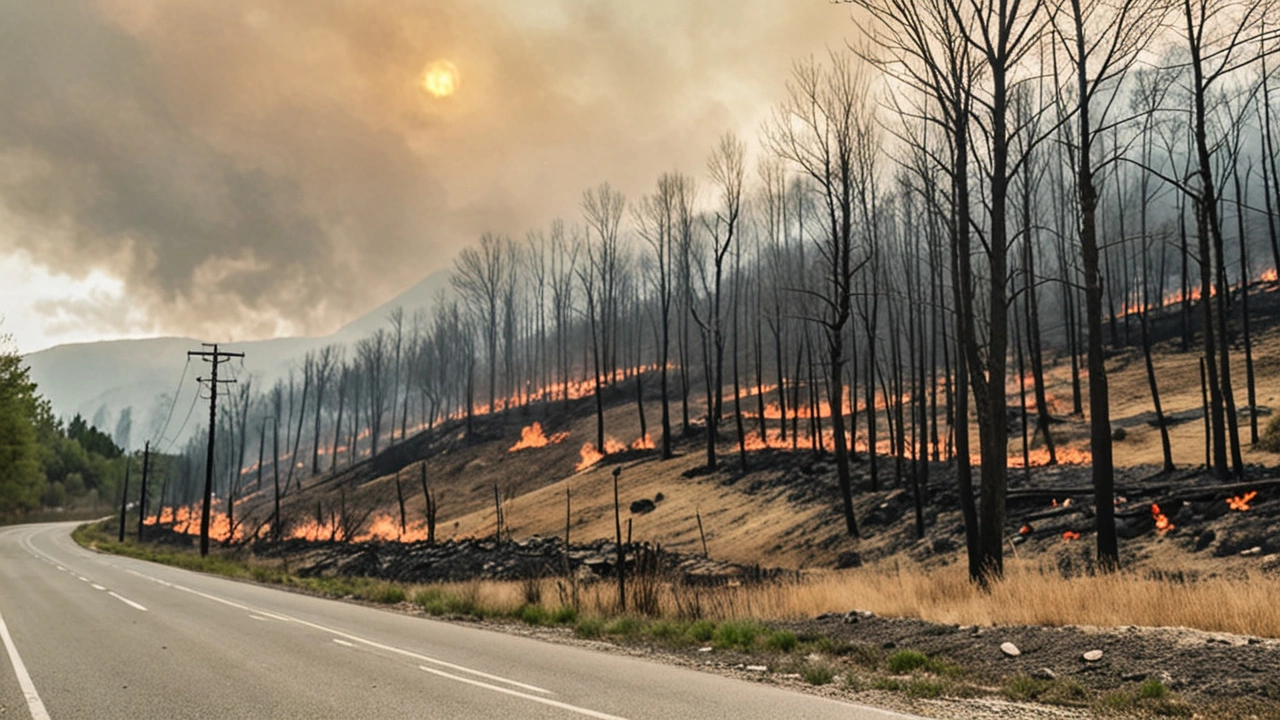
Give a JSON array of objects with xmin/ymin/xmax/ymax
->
[
  {"xmin": 91, "ymin": 584, "xmax": 107, "ymax": 591},
  {"xmin": 107, "ymin": 591, "xmax": 148, "ymax": 612}
]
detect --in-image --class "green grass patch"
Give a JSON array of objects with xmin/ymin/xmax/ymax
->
[
  {"xmin": 516, "ymin": 604, "xmax": 550, "ymax": 626},
  {"xmin": 905, "ymin": 678, "xmax": 946, "ymax": 699},
  {"xmin": 551, "ymin": 606, "xmax": 578, "ymax": 625},
  {"xmin": 764, "ymin": 630, "xmax": 798, "ymax": 653},
  {"xmin": 604, "ymin": 616, "xmax": 646, "ymax": 639},
  {"xmin": 574, "ymin": 617, "xmax": 605, "ymax": 639},
  {"xmin": 886, "ymin": 650, "xmax": 930, "ymax": 674},
  {"xmin": 712, "ymin": 620, "xmax": 764, "ymax": 651},
  {"xmin": 687, "ymin": 619, "xmax": 715, "ymax": 643}
]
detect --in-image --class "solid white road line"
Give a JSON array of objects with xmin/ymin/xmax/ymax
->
[
  {"xmin": 0, "ymin": 606, "xmax": 51, "ymax": 720},
  {"xmin": 121, "ymin": 564, "xmax": 553, "ymax": 695},
  {"xmin": 417, "ymin": 665, "xmax": 629, "ymax": 720},
  {"xmin": 107, "ymin": 591, "xmax": 148, "ymax": 612},
  {"xmin": 332, "ymin": 639, "xmax": 355, "ymax": 647}
]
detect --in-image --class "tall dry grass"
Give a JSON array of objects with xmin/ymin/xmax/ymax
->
[{"xmin": 416, "ymin": 561, "xmax": 1280, "ymax": 638}]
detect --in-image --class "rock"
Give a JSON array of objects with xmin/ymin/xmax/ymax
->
[
  {"xmin": 1241, "ymin": 546, "xmax": 1263, "ymax": 557},
  {"xmin": 1083, "ymin": 650, "xmax": 1104, "ymax": 662},
  {"xmin": 843, "ymin": 610, "xmax": 875, "ymax": 623},
  {"xmin": 1001, "ymin": 642, "xmax": 1021, "ymax": 658},
  {"xmin": 1157, "ymin": 671, "xmax": 1179, "ymax": 689},
  {"xmin": 745, "ymin": 665, "xmax": 768, "ymax": 672},
  {"xmin": 629, "ymin": 498, "xmax": 656, "ymax": 515},
  {"xmin": 698, "ymin": 646, "xmax": 713, "ymax": 653},
  {"xmin": 1115, "ymin": 519, "xmax": 1137, "ymax": 540},
  {"xmin": 835, "ymin": 551, "xmax": 863, "ymax": 569},
  {"xmin": 1033, "ymin": 668, "xmax": 1057, "ymax": 680},
  {"xmin": 1122, "ymin": 672, "xmax": 1147, "ymax": 682}
]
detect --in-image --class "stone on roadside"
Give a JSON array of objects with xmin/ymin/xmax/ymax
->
[
  {"xmin": 1083, "ymin": 650, "xmax": 1104, "ymax": 662},
  {"xmin": 746, "ymin": 665, "xmax": 768, "ymax": 672},
  {"xmin": 1001, "ymin": 642, "xmax": 1021, "ymax": 657},
  {"xmin": 1033, "ymin": 668, "xmax": 1057, "ymax": 680}
]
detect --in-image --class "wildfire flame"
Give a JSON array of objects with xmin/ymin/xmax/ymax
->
[
  {"xmin": 1062, "ymin": 531, "xmax": 1081, "ymax": 541},
  {"xmin": 1019, "ymin": 525, "xmax": 1033, "ymax": 535},
  {"xmin": 630, "ymin": 434, "xmax": 656, "ymax": 450},
  {"xmin": 1152, "ymin": 503, "xmax": 1174, "ymax": 534},
  {"xmin": 575, "ymin": 437, "xmax": 628, "ymax": 471},
  {"xmin": 1262, "ymin": 268, "xmax": 1278, "ymax": 283},
  {"xmin": 508, "ymin": 422, "xmax": 569, "ymax": 452},
  {"xmin": 1227, "ymin": 491, "xmax": 1257, "ymax": 512}
]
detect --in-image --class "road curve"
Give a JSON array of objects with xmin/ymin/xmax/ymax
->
[{"xmin": 0, "ymin": 522, "xmax": 920, "ymax": 719}]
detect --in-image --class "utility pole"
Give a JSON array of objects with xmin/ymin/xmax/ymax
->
[
  {"xmin": 188, "ymin": 343, "xmax": 245, "ymax": 557},
  {"xmin": 136, "ymin": 441, "xmax": 150, "ymax": 541},
  {"xmin": 117, "ymin": 454, "xmax": 131, "ymax": 542}
]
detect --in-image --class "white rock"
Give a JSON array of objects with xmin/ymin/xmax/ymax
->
[
  {"xmin": 698, "ymin": 646, "xmax": 713, "ymax": 653},
  {"xmin": 746, "ymin": 665, "xmax": 768, "ymax": 672},
  {"xmin": 1001, "ymin": 642, "xmax": 1021, "ymax": 657},
  {"xmin": 1083, "ymin": 650, "xmax": 1104, "ymax": 662}
]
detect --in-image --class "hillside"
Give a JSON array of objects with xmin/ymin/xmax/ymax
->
[
  {"xmin": 167, "ymin": 314, "xmax": 1280, "ymax": 575},
  {"xmin": 22, "ymin": 269, "xmax": 450, "ymax": 448}
]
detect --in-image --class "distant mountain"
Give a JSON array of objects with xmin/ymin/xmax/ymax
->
[{"xmin": 23, "ymin": 269, "xmax": 451, "ymax": 451}]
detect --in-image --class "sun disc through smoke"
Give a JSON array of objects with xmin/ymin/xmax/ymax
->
[{"xmin": 421, "ymin": 60, "xmax": 460, "ymax": 98}]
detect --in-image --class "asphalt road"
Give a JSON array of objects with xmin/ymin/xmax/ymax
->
[{"xmin": 0, "ymin": 522, "xmax": 920, "ymax": 719}]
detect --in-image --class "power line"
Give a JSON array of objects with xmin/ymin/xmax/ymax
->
[
  {"xmin": 149, "ymin": 356, "xmax": 191, "ymax": 448},
  {"xmin": 159, "ymin": 390, "xmax": 202, "ymax": 456}
]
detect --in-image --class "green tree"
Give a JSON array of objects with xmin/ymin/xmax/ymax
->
[{"xmin": 0, "ymin": 343, "xmax": 45, "ymax": 516}]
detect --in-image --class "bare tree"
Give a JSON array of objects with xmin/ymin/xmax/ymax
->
[{"xmin": 766, "ymin": 50, "xmax": 876, "ymax": 538}]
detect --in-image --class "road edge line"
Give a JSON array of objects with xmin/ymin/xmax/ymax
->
[{"xmin": 0, "ymin": 605, "xmax": 52, "ymax": 720}]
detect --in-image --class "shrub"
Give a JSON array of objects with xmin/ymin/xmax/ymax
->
[
  {"xmin": 604, "ymin": 617, "xmax": 645, "ymax": 639},
  {"xmin": 765, "ymin": 630, "xmax": 798, "ymax": 653},
  {"xmin": 1259, "ymin": 414, "xmax": 1280, "ymax": 452},
  {"xmin": 551, "ymin": 606, "xmax": 578, "ymax": 625},
  {"xmin": 687, "ymin": 620, "xmax": 716, "ymax": 643},
  {"xmin": 886, "ymin": 650, "xmax": 930, "ymax": 674},
  {"xmin": 574, "ymin": 617, "xmax": 604, "ymax": 639},
  {"xmin": 906, "ymin": 679, "xmax": 946, "ymax": 699},
  {"xmin": 517, "ymin": 604, "xmax": 549, "ymax": 626},
  {"xmin": 713, "ymin": 621, "xmax": 762, "ymax": 651},
  {"xmin": 1139, "ymin": 679, "xmax": 1168, "ymax": 700},
  {"xmin": 802, "ymin": 664, "xmax": 835, "ymax": 685}
]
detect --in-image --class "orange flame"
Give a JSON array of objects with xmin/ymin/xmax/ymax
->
[
  {"xmin": 1262, "ymin": 268, "xmax": 1278, "ymax": 283},
  {"xmin": 508, "ymin": 422, "xmax": 569, "ymax": 452},
  {"xmin": 1062, "ymin": 530, "xmax": 1081, "ymax": 541},
  {"xmin": 630, "ymin": 434, "xmax": 655, "ymax": 450},
  {"xmin": 1019, "ymin": 525, "xmax": 1033, "ymax": 535},
  {"xmin": 574, "ymin": 437, "xmax": 628, "ymax": 471},
  {"xmin": 1227, "ymin": 491, "xmax": 1257, "ymax": 512},
  {"xmin": 1152, "ymin": 504, "xmax": 1174, "ymax": 534}
]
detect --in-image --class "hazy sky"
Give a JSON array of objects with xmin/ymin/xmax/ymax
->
[{"xmin": 0, "ymin": 0, "xmax": 854, "ymax": 353}]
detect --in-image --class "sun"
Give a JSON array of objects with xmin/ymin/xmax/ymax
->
[{"xmin": 421, "ymin": 60, "xmax": 459, "ymax": 98}]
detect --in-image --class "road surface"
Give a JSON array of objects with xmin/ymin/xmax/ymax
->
[{"xmin": 0, "ymin": 522, "xmax": 920, "ymax": 719}]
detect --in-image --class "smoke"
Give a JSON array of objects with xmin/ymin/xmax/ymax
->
[{"xmin": 0, "ymin": 0, "xmax": 851, "ymax": 341}]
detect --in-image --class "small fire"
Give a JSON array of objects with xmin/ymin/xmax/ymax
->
[
  {"xmin": 1019, "ymin": 525, "xmax": 1033, "ymax": 535},
  {"xmin": 1051, "ymin": 498, "xmax": 1073, "ymax": 509},
  {"xmin": 574, "ymin": 437, "xmax": 628, "ymax": 471},
  {"xmin": 508, "ymin": 422, "xmax": 569, "ymax": 452},
  {"xmin": 630, "ymin": 434, "xmax": 656, "ymax": 450},
  {"xmin": 1262, "ymin": 268, "xmax": 1278, "ymax": 283},
  {"xmin": 1227, "ymin": 491, "xmax": 1258, "ymax": 512},
  {"xmin": 1062, "ymin": 531, "xmax": 1081, "ymax": 541},
  {"xmin": 1152, "ymin": 504, "xmax": 1174, "ymax": 534}
]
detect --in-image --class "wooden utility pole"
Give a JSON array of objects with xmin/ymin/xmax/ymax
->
[
  {"xmin": 117, "ymin": 454, "xmax": 131, "ymax": 542},
  {"xmin": 188, "ymin": 343, "xmax": 245, "ymax": 557},
  {"xmin": 136, "ymin": 441, "xmax": 150, "ymax": 541}
]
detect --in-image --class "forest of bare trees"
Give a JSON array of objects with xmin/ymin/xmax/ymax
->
[{"xmin": 152, "ymin": 1, "xmax": 1280, "ymax": 582}]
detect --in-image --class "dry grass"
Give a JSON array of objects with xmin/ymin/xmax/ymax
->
[{"xmin": 416, "ymin": 560, "xmax": 1280, "ymax": 639}]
